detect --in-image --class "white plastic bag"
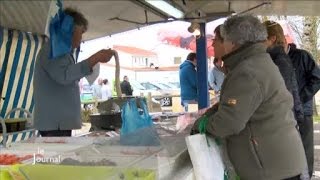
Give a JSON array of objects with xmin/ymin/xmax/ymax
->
[{"xmin": 186, "ymin": 134, "xmax": 225, "ymax": 180}]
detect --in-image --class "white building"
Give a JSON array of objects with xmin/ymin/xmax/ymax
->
[{"xmin": 77, "ymin": 20, "xmax": 226, "ymax": 84}]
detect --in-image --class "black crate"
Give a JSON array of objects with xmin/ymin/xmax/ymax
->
[
  {"xmin": 0, "ymin": 119, "xmax": 27, "ymax": 133},
  {"xmin": 89, "ymin": 113, "xmax": 122, "ymax": 131}
]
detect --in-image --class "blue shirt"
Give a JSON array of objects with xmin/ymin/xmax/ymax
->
[
  {"xmin": 208, "ymin": 66, "xmax": 225, "ymax": 92},
  {"xmin": 179, "ymin": 60, "xmax": 198, "ymax": 101}
]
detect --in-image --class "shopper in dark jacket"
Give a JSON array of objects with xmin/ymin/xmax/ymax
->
[
  {"xmin": 263, "ymin": 21, "xmax": 304, "ymax": 124},
  {"xmin": 120, "ymin": 76, "xmax": 133, "ymax": 96},
  {"xmin": 288, "ymin": 43, "xmax": 320, "ymax": 114},
  {"xmin": 288, "ymin": 42, "xmax": 320, "ymax": 177}
]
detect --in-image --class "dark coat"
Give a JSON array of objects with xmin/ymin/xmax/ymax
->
[
  {"xmin": 120, "ymin": 80, "xmax": 133, "ymax": 96},
  {"xmin": 288, "ymin": 43, "xmax": 320, "ymax": 116},
  {"xmin": 267, "ymin": 45, "xmax": 304, "ymax": 123}
]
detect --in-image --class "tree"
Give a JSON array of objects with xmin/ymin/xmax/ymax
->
[
  {"xmin": 301, "ymin": 16, "xmax": 319, "ymax": 64},
  {"xmin": 301, "ymin": 16, "xmax": 320, "ymax": 115}
]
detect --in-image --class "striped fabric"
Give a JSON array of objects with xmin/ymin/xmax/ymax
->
[
  {"xmin": 0, "ymin": 129, "xmax": 39, "ymax": 145},
  {"xmin": 0, "ymin": 26, "xmax": 45, "ymax": 118}
]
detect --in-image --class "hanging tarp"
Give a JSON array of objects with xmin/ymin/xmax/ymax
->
[
  {"xmin": 49, "ymin": 0, "xmax": 74, "ymax": 59},
  {"xmin": 0, "ymin": 26, "xmax": 45, "ymax": 118}
]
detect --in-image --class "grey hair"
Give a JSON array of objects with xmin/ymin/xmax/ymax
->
[
  {"xmin": 64, "ymin": 8, "xmax": 88, "ymax": 31},
  {"xmin": 221, "ymin": 14, "xmax": 267, "ymax": 45}
]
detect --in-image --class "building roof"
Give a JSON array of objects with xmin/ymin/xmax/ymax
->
[{"xmin": 113, "ymin": 45, "xmax": 157, "ymax": 57}]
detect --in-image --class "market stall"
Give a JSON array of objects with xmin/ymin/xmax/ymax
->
[
  {"xmin": 0, "ymin": 111, "xmax": 197, "ymax": 180},
  {"xmin": 2, "ymin": 1, "xmax": 319, "ymax": 179}
]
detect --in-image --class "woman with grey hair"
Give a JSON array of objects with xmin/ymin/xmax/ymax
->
[{"xmin": 193, "ymin": 15, "xmax": 306, "ymax": 180}]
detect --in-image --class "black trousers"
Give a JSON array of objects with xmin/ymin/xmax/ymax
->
[
  {"xmin": 283, "ymin": 175, "xmax": 301, "ymax": 180},
  {"xmin": 298, "ymin": 115, "xmax": 314, "ymax": 178},
  {"xmin": 39, "ymin": 130, "xmax": 72, "ymax": 137}
]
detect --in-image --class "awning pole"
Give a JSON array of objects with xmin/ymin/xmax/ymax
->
[{"xmin": 196, "ymin": 22, "xmax": 209, "ymax": 109}]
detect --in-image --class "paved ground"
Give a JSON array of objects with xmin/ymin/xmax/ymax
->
[{"xmin": 313, "ymin": 122, "xmax": 320, "ymax": 180}]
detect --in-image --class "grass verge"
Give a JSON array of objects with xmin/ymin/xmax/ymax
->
[{"xmin": 314, "ymin": 115, "xmax": 320, "ymax": 123}]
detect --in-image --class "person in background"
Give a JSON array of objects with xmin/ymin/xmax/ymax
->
[
  {"xmin": 287, "ymin": 40, "xmax": 320, "ymax": 178},
  {"xmin": 263, "ymin": 20, "xmax": 305, "ymax": 125},
  {"xmin": 120, "ymin": 75, "xmax": 133, "ymax": 96},
  {"xmin": 208, "ymin": 58, "xmax": 224, "ymax": 94},
  {"xmin": 192, "ymin": 15, "xmax": 307, "ymax": 180},
  {"xmin": 209, "ymin": 25, "xmax": 226, "ymax": 103},
  {"xmin": 179, "ymin": 52, "xmax": 197, "ymax": 112},
  {"xmin": 211, "ymin": 25, "xmax": 226, "ymax": 65},
  {"xmin": 33, "ymin": 8, "xmax": 117, "ymax": 137},
  {"xmin": 92, "ymin": 78, "xmax": 103, "ymax": 99},
  {"xmin": 101, "ymin": 79, "xmax": 112, "ymax": 100}
]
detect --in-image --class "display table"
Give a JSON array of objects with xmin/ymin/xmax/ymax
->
[{"xmin": 0, "ymin": 114, "xmax": 197, "ymax": 180}]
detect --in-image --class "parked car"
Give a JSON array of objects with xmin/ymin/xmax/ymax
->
[
  {"xmin": 128, "ymin": 81, "xmax": 164, "ymax": 107},
  {"xmin": 80, "ymin": 84, "xmax": 94, "ymax": 102},
  {"xmin": 168, "ymin": 82, "xmax": 180, "ymax": 89},
  {"xmin": 157, "ymin": 82, "xmax": 180, "ymax": 90},
  {"xmin": 140, "ymin": 82, "xmax": 179, "ymax": 107},
  {"xmin": 130, "ymin": 81, "xmax": 157, "ymax": 97}
]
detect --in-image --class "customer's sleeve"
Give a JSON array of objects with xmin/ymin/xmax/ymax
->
[
  {"xmin": 41, "ymin": 53, "xmax": 92, "ymax": 85},
  {"xmin": 128, "ymin": 82, "xmax": 133, "ymax": 95},
  {"xmin": 208, "ymin": 69, "xmax": 219, "ymax": 91},
  {"xmin": 291, "ymin": 73, "xmax": 305, "ymax": 123},
  {"xmin": 208, "ymin": 69, "xmax": 214, "ymax": 89},
  {"xmin": 300, "ymin": 51, "xmax": 320, "ymax": 103},
  {"xmin": 205, "ymin": 71, "xmax": 263, "ymax": 138}
]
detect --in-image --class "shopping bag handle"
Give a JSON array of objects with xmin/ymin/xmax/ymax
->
[
  {"xmin": 198, "ymin": 115, "xmax": 208, "ymax": 134},
  {"xmin": 198, "ymin": 115, "xmax": 222, "ymax": 146}
]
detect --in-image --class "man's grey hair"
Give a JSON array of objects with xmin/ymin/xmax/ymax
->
[{"xmin": 221, "ymin": 14, "xmax": 267, "ymax": 45}]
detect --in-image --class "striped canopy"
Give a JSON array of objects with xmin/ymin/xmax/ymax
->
[{"xmin": 0, "ymin": 26, "xmax": 45, "ymax": 118}]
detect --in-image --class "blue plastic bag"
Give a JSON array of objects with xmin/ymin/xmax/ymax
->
[
  {"xmin": 120, "ymin": 98, "xmax": 160, "ymax": 146},
  {"xmin": 49, "ymin": 0, "xmax": 74, "ymax": 59}
]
